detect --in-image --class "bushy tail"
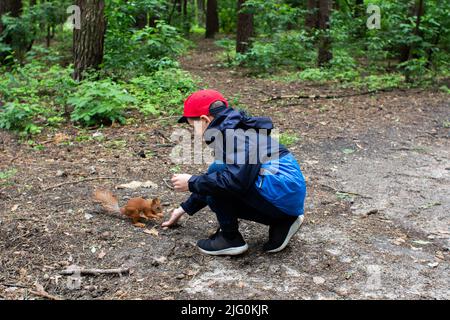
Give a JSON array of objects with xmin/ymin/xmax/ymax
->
[{"xmin": 93, "ymin": 189, "xmax": 121, "ymax": 214}]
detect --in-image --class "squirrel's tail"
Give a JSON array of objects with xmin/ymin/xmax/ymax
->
[{"xmin": 93, "ymin": 189, "xmax": 121, "ymax": 214}]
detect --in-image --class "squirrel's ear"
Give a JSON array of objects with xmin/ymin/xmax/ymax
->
[{"xmin": 153, "ymin": 198, "xmax": 160, "ymax": 204}]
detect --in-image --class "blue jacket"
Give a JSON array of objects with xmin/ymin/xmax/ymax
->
[{"xmin": 181, "ymin": 107, "xmax": 306, "ymax": 217}]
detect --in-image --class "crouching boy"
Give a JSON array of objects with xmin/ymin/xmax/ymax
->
[{"xmin": 163, "ymin": 90, "xmax": 306, "ymax": 255}]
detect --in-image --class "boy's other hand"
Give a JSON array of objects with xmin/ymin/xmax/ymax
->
[
  {"xmin": 171, "ymin": 174, "xmax": 192, "ymax": 192},
  {"xmin": 162, "ymin": 207, "xmax": 185, "ymax": 228}
]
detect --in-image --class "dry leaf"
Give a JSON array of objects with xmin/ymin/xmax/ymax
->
[
  {"xmin": 54, "ymin": 133, "xmax": 70, "ymax": 144},
  {"xmin": 313, "ymin": 276, "xmax": 325, "ymax": 285},
  {"xmin": 144, "ymin": 228, "xmax": 159, "ymax": 237},
  {"xmin": 117, "ymin": 181, "xmax": 157, "ymax": 190},
  {"xmin": 98, "ymin": 250, "xmax": 106, "ymax": 259},
  {"xmin": 11, "ymin": 204, "xmax": 19, "ymax": 212},
  {"xmin": 35, "ymin": 282, "xmax": 45, "ymax": 293}
]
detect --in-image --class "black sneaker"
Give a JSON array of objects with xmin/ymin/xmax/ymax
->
[
  {"xmin": 197, "ymin": 229, "xmax": 248, "ymax": 256},
  {"xmin": 263, "ymin": 215, "xmax": 304, "ymax": 253}
]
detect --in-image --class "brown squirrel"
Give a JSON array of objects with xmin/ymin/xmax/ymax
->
[{"xmin": 93, "ymin": 189, "xmax": 163, "ymax": 228}]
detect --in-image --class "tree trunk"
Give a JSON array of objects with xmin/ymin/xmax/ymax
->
[
  {"xmin": 205, "ymin": 0, "xmax": 218, "ymax": 38},
  {"xmin": 196, "ymin": 0, "xmax": 205, "ymax": 25},
  {"xmin": 0, "ymin": 0, "xmax": 23, "ymax": 35},
  {"xmin": 399, "ymin": 0, "xmax": 425, "ymax": 63},
  {"xmin": 317, "ymin": 0, "xmax": 332, "ymax": 66},
  {"xmin": 305, "ymin": 0, "xmax": 318, "ymax": 30},
  {"xmin": 182, "ymin": 0, "xmax": 189, "ymax": 33},
  {"xmin": 73, "ymin": 0, "xmax": 106, "ymax": 81},
  {"xmin": 354, "ymin": 0, "xmax": 364, "ymax": 17},
  {"xmin": 135, "ymin": 12, "xmax": 147, "ymax": 29},
  {"xmin": 236, "ymin": 0, "xmax": 253, "ymax": 54}
]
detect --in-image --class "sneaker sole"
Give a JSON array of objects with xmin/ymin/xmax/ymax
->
[
  {"xmin": 266, "ymin": 215, "xmax": 304, "ymax": 253},
  {"xmin": 198, "ymin": 243, "xmax": 249, "ymax": 256}
]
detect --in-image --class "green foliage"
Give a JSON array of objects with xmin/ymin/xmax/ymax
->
[
  {"xmin": 357, "ymin": 74, "xmax": 403, "ymax": 91},
  {"xmin": 0, "ymin": 1, "xmax": 71, "ymax": 61},
  {"xmin": 126, "ymin": 69, "xmax": 198, "ymax": 116},
  {"xmin": 244, "ymin": 0, "xmax": 301, "ymax": 34},
  {"xmin": 279, "ymin": 132, "xmax": 299, "ymax": 147},
  {"xmin": 68, "ymin": 79, "xmax": 137, "ymax": 126},
  {"xmin": 1, "ymin": 0, "xmax": 449, "ymax": 136},
  {"xmin": 104, "ymin": 18, "xmax": 190, "ymax": 75},
  {"xmin": 0, "ymin": 102, "xmax": 42, "ymax": 135},
  {"xmin": 440, "ymin": 85, "xmax": 450, "ymax": 94},
  {"xmin": 0, "ymin": 168, "xmax": 17, "ymax": 186},
  {"xmin": 215, "ymin": 38, "xmax": 237, "ymax": 67},
  {"xmin": 218, "ymin": 0, "xmax": 237, "ymax": 34},
  {"xmin": 0, "ymin": 60, "xmax": 76, "ymax": 135},
  {"xmin": 236, "ymin": 30, "xmax": 315, "ymax": 73}
]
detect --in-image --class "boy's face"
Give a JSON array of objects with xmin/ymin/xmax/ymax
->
[{"xmin": 187, "ymin": 115, "xmax": 214, "ymax": 137}]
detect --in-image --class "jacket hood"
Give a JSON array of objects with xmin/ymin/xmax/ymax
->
[{"xmin": 204, "ymin": 108, "xmax": 273, "ymax": 144}]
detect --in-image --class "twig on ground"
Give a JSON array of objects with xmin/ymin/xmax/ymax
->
[
  {"xmin": 262, "ymin": 88, "xmax": 395, "ymax": 103},
  {"xmin": 42, "ymin": 176, "xmax": 120, "ymax": 192},
  {"xmin": 156, "ymin": 143, "xmax": 175, "ymax": 148},
  {"xmin": 0, "ymin": 282, "xmax": 28, "ymax": 288},
  {"xmin": 59, "ymin": 267, "xmax": 130, "ymax": 276},
  {"xmin": 317, "ymin": 182, "xmax": 372, "ymax": 199},
  {"xmin": 29, "ymin": 290, "xmax": 63, "ymax": 300},
  {"xmin": 163, "ymin": 178, "xmax": 175, "ymax": 190},
  {"xmin": 164, "ymin": 288, "xmax": 184, "ymax": 293}
]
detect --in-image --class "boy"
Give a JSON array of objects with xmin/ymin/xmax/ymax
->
[{"xmin": 162, "ymin": 89, "xmax": 306, "ymax": 255}]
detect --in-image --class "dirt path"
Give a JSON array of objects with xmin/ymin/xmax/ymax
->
[{"xmin": 1, "ymin": 39, "xmax": 449, "ymax": 300}]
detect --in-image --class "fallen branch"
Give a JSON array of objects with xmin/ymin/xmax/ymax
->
[
  {"xmin": 60, "ymin": 267, "xmax": 130, "ymax": 276},
  {"xmin": 317, "ymin": 183, "xmax": 372, "ymax": 199},
  {"xmin": 262, "ymin": 88, "xmax": 394, "ymax": 103},
  {"xmin": 29, "ymin": 290, "xmax": 63, "ymax": 301},
  {"xmin": 42, "ymin": 176, "xmax": 120, "ymax": 192},
  {"xmin": 0, "ymin": 282, "xmax": 28, "ymax": 288},
  {"xmin": 155, "ymin": 143, "xmax": 175, "ymax": 148}
]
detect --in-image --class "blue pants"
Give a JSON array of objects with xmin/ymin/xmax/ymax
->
[{"xmin": 205, "ymin": 162, "xmax": 296, "ymax": 234}]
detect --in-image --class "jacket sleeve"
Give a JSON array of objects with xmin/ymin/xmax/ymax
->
[
  {"xmin": 188, "ymin": 163, "xmax": 261, "ymax": 197},
  {"xmin": 180, "ymin": 193, "xmax": 208, "ymax": 216}
]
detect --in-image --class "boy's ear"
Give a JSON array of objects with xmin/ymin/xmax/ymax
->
[{"xmin": 200, "ymin": 115, "xmax": 212, "ymax": 123}]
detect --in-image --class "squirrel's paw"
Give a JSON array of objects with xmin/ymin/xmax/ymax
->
[{"xmin": 133, "ymin": 222, "xmax": 146, "ymax": 228}]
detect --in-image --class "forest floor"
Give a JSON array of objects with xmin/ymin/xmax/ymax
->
[{"xmin": 0, "ymin": 38, "xmax": 449, "ymax": 300}]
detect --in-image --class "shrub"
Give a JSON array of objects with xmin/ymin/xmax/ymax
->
[
  {"xmin": 236, "ymin": 31, "xmax": 315, "ymax": 73},
  {"xmin": 0, "ymin": 102, "xmax": 42, "ymax": 135},
  {"xmin": 0, "ymin": 61, "xmax": 76, "ymax": 135},
  {"xmin": 68, "ymin": 79, "xmax": 137, "ymax": 126},
  {"xmin": 104, "ymin": 21, "xmax": 190, "ymax": 76},
  {"xmin": 126, "ymin": 68, "xmax": 198, "ymax": 116}
]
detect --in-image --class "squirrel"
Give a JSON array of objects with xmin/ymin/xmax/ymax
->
[{"xmin": 93, "ymin": 189, "xmax": 163, "ymax": 228}]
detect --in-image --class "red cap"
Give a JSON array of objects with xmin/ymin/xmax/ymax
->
[{"xmin": 178, "ymin": 89, "xmax": 228, "ymax": 123}]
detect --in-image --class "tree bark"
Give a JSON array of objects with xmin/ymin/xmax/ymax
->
[
  {"xmin": 399, "ymin": 0, "xmax": 425, "ymax": 63},
  {"xmin": 236, "ymin": 0, "xmax": 254, "ymax": 54},
  {"xmin": 205, "ymin": 0, "xmax": 218, "ymax": 38},
  {"xmin": 73, "ymin": 0, "xmax": 106, "ymax": 81},
  {"xmin": 354, "ymin": 0, "xmax": 364, "ymax": 17},
  {"xmin": 305, "ymin": 0, "xmax": 318, "ymax": 30},
  {"xmin": 135, "ymin": 12, "xmax": 147, "ymax": 29},
  {"xmin": 317, "ymin": 0, "xmax": 332, "ymax": 66},
  {"xmin": 182, "ymin": 0, "xmax": 189, "ymax": 33}
]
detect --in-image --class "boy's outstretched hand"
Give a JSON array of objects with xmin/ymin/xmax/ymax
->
[
  {"xmin": 171, "ymin": 174, "xmax": 192, "ymax": 192},
  {"xmin": 162, "ymin": 207, "xmax": 185, "ymax": 228}
]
